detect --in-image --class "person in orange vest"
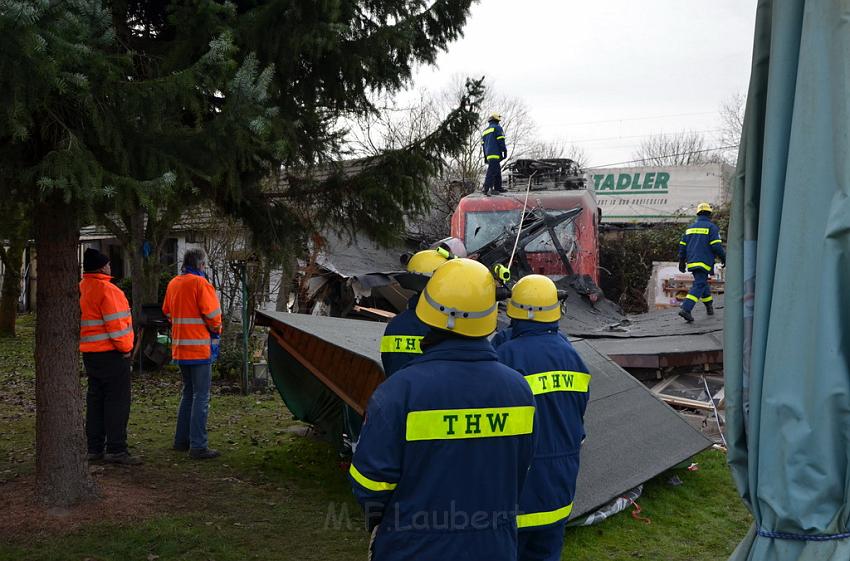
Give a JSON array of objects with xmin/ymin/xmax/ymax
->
[
  {"xmin": 163, "ymin": 248, "xmax": 223, "ymax": 459},
  {"xmin": 80, "ymin": 248, "xmax": 141, "ymax": 465}
]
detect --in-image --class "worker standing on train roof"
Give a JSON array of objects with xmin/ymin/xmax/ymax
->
[
  {"xmin": 350, "ymin": 258, "xmax": 536, "ymax": 561},
  {"xmin": 493, "ymin": 274, "xmax": 590, "ymax": 561},
  {"xmin": 482, "ymin": 112, "xmax": 508, "ymax": 195},
  {"xmin": 380, "ymin": 249, "xmax": 450, "ymax": 377},
  {"xmin": 677, "ymin": 203, "xmax": 726, "ymax": 323}
]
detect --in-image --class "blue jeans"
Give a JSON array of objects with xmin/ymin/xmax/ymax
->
[
  {"xmin": 681, "ymin": 269, "xmax": 712, "ymax": 312},
  {"xmin": 174, "ymin": 363, "xmax": 211, "ymax": 450}
]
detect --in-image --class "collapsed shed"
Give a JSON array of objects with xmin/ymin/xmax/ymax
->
[{"xmin": 255, "ymin": 310, "xmax": 712, "ymax": 521}]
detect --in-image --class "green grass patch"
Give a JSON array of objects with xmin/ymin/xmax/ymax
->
[{"xmin": 0, "ymin": 314, "xmax": 750, "ymax": 560}]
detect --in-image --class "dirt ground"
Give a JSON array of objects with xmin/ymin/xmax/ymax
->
[{"xmin": 0, "ymin": 465, "xmax": 177, "ymax": 539}]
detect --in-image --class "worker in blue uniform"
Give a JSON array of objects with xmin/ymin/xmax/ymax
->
[
  {"xmin": 493, "ymin": 274, "xmax": 590, "ymax": 561},
  {"xmin": 482, "ymin": 112, "xmax": 508, "ymax": 195},
  {"xmin": 381, "ymin": 249, "xmax": 449, "ymax": 377},
  {"xmin": 350, "ymin": 258, "xmax": 536, "ymax": 561},
  {"xmin": 678, "ymin": 202, "xmax": 726, "ymax": 322}
]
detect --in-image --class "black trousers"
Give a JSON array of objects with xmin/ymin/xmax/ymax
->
[{"xmin": 83, "ymin": 351, "xmax": 131, "ymax": 454}]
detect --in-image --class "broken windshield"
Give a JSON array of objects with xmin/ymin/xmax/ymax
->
[{"xmin": 465, "ymin": 210, "xmax": 577, "ymax": 254}]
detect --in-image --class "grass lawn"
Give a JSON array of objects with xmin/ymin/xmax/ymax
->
[{"xmin": 0, "ymin": 315, "xmax": 751, "ymax": 560}]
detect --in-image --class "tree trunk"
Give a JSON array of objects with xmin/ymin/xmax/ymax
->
[
  {"xmin": 129, "ymin": 208, "xmax": 145, "ymax": 323},
  {"xmin": 34, "ymin": 199, "xmax": 98, "ymax": 506},
  {"xmin": 127, "ymin": 243, "xmax": 163, "ymax": 319},
  {"xmin": 140, "ymin": 256, "xmax": 163, "ymax": 304},
  {"xmin": 128, "ymin": 209, "xmax": 165, "ymax": 322},
  {"xmin": 0, "ymin": 239, "xmax": 25, "ymax": 337}
]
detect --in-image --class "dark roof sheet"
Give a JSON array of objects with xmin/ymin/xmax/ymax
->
[
  {"xmin": 256, "ymin": 311, "xmax": 712, "ymax": 519},
  {"xmin": 313, "ymin": 233, "xmax": 407, "ymax": 279}
]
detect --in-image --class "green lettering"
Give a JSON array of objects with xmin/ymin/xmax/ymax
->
[
  {"xmin": 564, "ymin": 374, "xmax": 574, "ymax": 388},
  {"xmin": 394, "ymin": 337, "xmax": 402, "ymax": 350},
  {"xmin": 538, "ymin": 375, "xmax": 548, "ymax": 390},
  {"xmin": 631, "ymin": 173, "xmax": 643, "ymax": 189},
  {"xmin": 551, "ymin": 373, "xmax": 561, "ymax": 389},
  {"xmin": 601, "ymin": 174, "xmax": 615, "ymax": 190},
  {"xmin": 643, "ymin": 172, "xmax": 655, "ymax": 189},
  {"xmin": 593, "ymin": 174, "xmax": 604, "ymax": 189},
  {"xmin": 465, "ymin": 414, "xmax": 482, "ymax": 434},
  {"xmin": 486, "ymin": 413, "xmax": 509, "ymax": 433},
  {"xmin": 405, "ymin": 338, "xmax": 416, "ymax": 351},
  {"xmin": 655, "ymin": 172, "xmax": 670, "ymax": 191},
  {"xmin": 616, "ymin": 174, "xmax": 631, "ymax": 190},
  {"xmin": 443, "ymin": 414, "xmax": 459, "ymax": 435}
]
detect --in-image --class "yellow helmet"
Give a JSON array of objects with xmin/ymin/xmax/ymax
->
[
  {"xmin": 489, "ymin": 112, "xmax": 502, "ymax": 122},
  {"xmin": 416, "ymin": 258, "xmax": 497, "ymax": 337},
  {"xmin": 507, "ymin": 274, "xmax": 561, "ymax": 323},
  {"xmin": 406, "ymin": 250, "xmax": 449, "ymax": 276},
  {"xmin": 696, "ymin": 202, "xmax": 713, "ymax": 214}
]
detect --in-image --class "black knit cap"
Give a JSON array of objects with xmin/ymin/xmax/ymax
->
[{"xmin": 83, "ymin": 248, "xmax": 110, "ymax": 273}]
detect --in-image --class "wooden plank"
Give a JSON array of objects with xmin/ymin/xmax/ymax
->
[
  {"xmin": 346, "ymin": 360, "xmax": 374, "ymax": 405},
  {"xmin": 650, "ymin": 374, "xmax": 680, "ymax": 394},
  {"xmin": 352, "ymin": 305, "xmax": 397, "ymax": 320},
  {"xmin": 656, "ymin": 393, "xmax": 715, "ymax": 412},
  {"xmin": 269, "ymin": 328, "xmax": 365, "ymax": 416}
]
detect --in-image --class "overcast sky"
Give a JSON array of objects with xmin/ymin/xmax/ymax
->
[{"xmin": 409, "ymin": 0, "xmax": 757, "ymax": 167}]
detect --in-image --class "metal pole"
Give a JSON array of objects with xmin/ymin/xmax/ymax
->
[{"xmin": 241, "ymin": 264, "xmax": 249, "ymax": 395}]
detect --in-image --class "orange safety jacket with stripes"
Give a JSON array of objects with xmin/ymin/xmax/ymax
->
[
  {"xmin": 162, "ymin": 271, "xmax": 222, "ymax": 365},
  {"xmin": 79, "ymin": 273, "xmax": 134, "ymax": 354}
]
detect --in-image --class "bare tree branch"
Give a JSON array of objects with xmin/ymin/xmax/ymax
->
[
  {"xmin": 719, "ymin": 92, "xmax": 746, "ymax": 165},
  {"xmin": 631, "ymin": 131, "xmax": 723, "ymax": 166}
]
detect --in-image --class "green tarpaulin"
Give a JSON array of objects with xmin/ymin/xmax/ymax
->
[{"xmin": 725, "ymin": 1, "xmax": 850, "ymax": 559}]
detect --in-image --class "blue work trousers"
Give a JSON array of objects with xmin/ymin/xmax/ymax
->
[
  {"xmin": 681, "ymin": 270, "xmax": 712, "ymax": 313},
  {"xmin": 174, "ymin": 363, "xmax": 212, "ymax": 450},
  {"xmin": 518, "ymin": 522, "xmax": 566, "ymax": 561},
  {"xmin": 483, "ymin": 159, "xmax": 503, "ymax": 192}
]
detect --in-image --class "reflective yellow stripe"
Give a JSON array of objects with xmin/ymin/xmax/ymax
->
[
  {"xmin": 524, "ymin": 371, "xmax": 590, "ymax": 395},
  {"xmin": 496, "ymin": 135, "xmax": 505, "ymax": 140},
  {"xmin": 486, "ymin": 154, "xmax": 501, "ymax": 160},
  {"xmin": 701, "ymin": 296, "xmax": 713, "ymax": 302},
  {"xmin": 517, "ymin": 503, "xmax": 574, "ymax": 528},
  {"xmin": 406, "ymin": 406, "xmax": 534, "ymax": 441},
  {"xmin": 380, "ymin": 335, "xmax": 423, "ymax": 354},
  {"xmin": 687, "ymin": 262, "xmax": 712, "ymax": 271},
  {"xmin": 349, "ymin": 464, "xmax": 397, "ymax": 492},
  {"xmin": 686, "ymin": 228, "xmax": 710, "ymax": 235},
  {"xmin": 686, "ymin": 294, "xmax": 699, "ymax": 302},
  {"xmin": 679, "ymin": 241, "xmax": 686, "ymax": 245},
  {"xmin": 482, "ymin": 127, "xmax": 495, "ymax": 136},
  {"xmin": 710, "ymin": 239, "xmax": 723, "ymax": 245}
]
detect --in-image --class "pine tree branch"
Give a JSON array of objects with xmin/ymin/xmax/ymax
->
[{"xmin": 100, "ymin": 213, "xmax": 131, "ymax": 247}]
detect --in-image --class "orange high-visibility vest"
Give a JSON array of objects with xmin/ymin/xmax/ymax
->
[
  {"xmin": 79, "ymin": 273, "xmax": 134, "ymax": 354},
  {"xmin": 162, "ymin": 272, "xmax": 222, "ymax": 363}
]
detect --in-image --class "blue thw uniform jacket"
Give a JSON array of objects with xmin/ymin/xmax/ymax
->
[
  {"xmin": 678, "ymin": 216, "xmax": 726, "ymax": 273},
  {"xmin": 494, "ymin": 320, "xmax": 590, "ymax": 530},
  {"xmin": 350, "ymin": 337, "xmax": 536, "ymax": 561},
  {"xmin": 380, "ymin": 295, "xmax": 430, "ymax": 377},
  {"xmin": 490, "ymin": 324, "xmax": 512, "ymax": 348},
  {"xmin": 482, "ymin": 120, "xmax": 507, "ymax": 161}
]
